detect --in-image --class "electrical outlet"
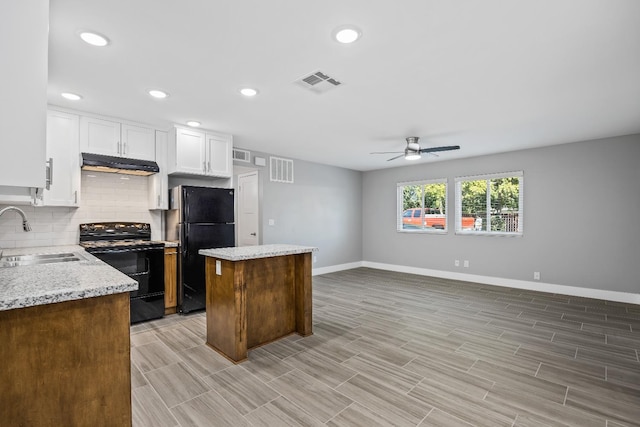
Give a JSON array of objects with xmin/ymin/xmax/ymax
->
[
  {"xmin": 313, "ymin": 256, "xmax": 317, "ymax": 263},
  {"xmin": 534, "ymin": 271, "xmax": 541, "ymax": 280},
  {"xmin": 463, "ymin": 260, "xmax": 469, "ymax": 268},
  {"xmin": 268, "ymin": 219, "xmax": 275, "ymax": 226},
  {"xmin": 454, "ymin": 259, "xmax": 460, "ymax": 267}
]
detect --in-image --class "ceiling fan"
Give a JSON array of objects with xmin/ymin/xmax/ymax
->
[{"xmin": 371, "ymin": 137, "xmax": 460, "ymax": 161}]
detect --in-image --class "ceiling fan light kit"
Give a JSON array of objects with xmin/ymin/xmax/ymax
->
[{"xmin": 404, "ymin": 149, "xmax": 421, "ymax": 160}]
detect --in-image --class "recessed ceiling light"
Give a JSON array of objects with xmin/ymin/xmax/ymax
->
[
  {"xmin": 239, "ymin": 88, "xmax": 258, "ymax": 97},
  {"xmin": 148, "ymin": 89, "xmax": 169, "ymax": 99},
  {"xmin": 79, "ymin": 31, "xmax": 109, "ymax": 47},
  {"xmin": 186, "ymin": 121, "xmax": 201, "ymax": 127},
  {"xmin": 333, "ymin": 26, "xmax": 362, "ymax": 44},
  {"xmin": 61, "ymin": 92, "xmax": 82, "ymax": 101}
]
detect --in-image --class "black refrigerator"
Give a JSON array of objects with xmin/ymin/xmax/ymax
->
[{"xmin": 166, "ymin": 185, "xmax": 235, "ymax": 314}]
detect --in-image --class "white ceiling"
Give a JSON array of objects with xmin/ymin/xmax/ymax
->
[{"xmin": 48, "ymin": 0, "xmax": 640, "ymax": 171}]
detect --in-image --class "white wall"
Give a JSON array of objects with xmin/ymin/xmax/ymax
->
[
  {"xmin": 0, "ymin": 171, "xmax": 162, "ymax": 248},
  {"xmin": 233, "ymin": 150, "xmax": 363, "ymax": 269},
  {"xmin": 362, "ymin": 134, "xmax": 640, "ymax": 296}
]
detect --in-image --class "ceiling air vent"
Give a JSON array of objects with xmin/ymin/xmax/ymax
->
[
  {"xmin": 270, "ymin": 156, "xmax": 294, "ymax": 183},
  {"xmin": 232, "ymin": 148, "xmax": 250, "ymax": 163},
  {"xmin": 295, "ymin": 70, "xmax": 342, "ymax": 94}
]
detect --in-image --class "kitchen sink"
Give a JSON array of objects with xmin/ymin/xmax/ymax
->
[{"xmin": 0, "ymin": 252, "xmax": 83, "ymax": 268}]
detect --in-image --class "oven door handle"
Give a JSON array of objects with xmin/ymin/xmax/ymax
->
[{"xmin": 86, "ymin": 247, "xmax": 163, "ymax": 255}]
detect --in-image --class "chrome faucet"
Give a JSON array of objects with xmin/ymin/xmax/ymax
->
[
  {"xmin": 0, "ymin": 206, "xmax": 32, "ymax": 231},
  {"xmin": 0, "ymin": 206, "xmax": 32, "ymax": 258}
]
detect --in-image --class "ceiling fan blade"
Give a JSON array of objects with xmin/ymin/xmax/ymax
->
[
  {"xmin": 370, "ymin": 151, "xmax": 403, "ymax": 154},
  {"xmin": 419, "ymin": 145, "xmax": 460, "ymax": 154},
  {"xmin": 387, "ymin": 154, "xmax": 405, "ymax": 161}
]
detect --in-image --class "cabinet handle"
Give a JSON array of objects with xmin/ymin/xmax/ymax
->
[
  {"xmin": 45, "ymin": 157, "xmax": 53, "ymax": 190},
  {"xmin": 123, "ymin": 142, "xmax": 128, "ymax": 155},
  {"xmin": 117, "ymin": 141, "xmax": 121, "ymax": 154},
  {"xmin": 203, "ymin": 161, "xmax": 207, "ymax": 172},
  {"xmin": 157, "ymin": 194, "xmax": 161, "ymax": 207},
  {"xmin": 207, "ymin": 161, "xmax": 211, "ymax": 172},
  {"xmin": 74, "ymin": 190, "xmax": 78, "ymax": 204}
]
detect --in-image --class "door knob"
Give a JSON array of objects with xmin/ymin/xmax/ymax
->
[{"xmin": 250, "ymin": 232, "xmax": 256, "ymax": 236}]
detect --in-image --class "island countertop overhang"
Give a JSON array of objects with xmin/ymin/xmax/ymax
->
[{"xmin": 199, "ymin": 244, "xmax": 318, "ymax": 261}]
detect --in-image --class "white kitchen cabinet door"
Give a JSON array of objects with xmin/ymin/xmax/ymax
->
[
  {"xmin": 173, "ymin": 127, "xmax": 207, "ymax": 175},
  {"xmin": 205, "ymin": 133, "xmax": 232, "ymax": 178},
  {"xmin": 80, "ymin": 116, "xmax": 121, "ymax": 157},
  {"xmin": 121, "ymin": 124, "xmax": 155, "ymax": 161},
  {"xmin": 43, "ymin": 110, "xmax": 80, "ymax": 207},
  {"xmin": 148, "ymin": 130, "xmax": 168, "ymax": 210},
  {"xmin": 0, "ymin": 0, "xmax": 48, "ymax": 198}
]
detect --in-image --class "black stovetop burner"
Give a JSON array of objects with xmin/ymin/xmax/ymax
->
[{"xmin": 79, "ymin": 222, "xmax": 163, "ymax": 251}]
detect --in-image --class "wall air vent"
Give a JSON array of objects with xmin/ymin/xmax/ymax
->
[
  {"xmin": 295, "ymin": 70, "xmax": 343, "ymax": 94},
  {"xmin": 232, "ymin": 148, "xmax": 250, "ymax": 163},
  {"xmin": 270, "ymin": 156, "xmax": 294, "ymax": 183}
]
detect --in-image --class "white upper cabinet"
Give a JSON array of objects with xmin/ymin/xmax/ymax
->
[
  {"xmin": 171, "ymin": 127, "xmax": 207, "ymax": 175},
  {"xmin": 41, "ymin": 110, "xmax": 81, "ymax": 207},
  {"xmin": 79, "ymin": 116, "xmax": 120, "ymax": 157},
  {"xmin": 148, "ymin": 130, "xmax": 169, "ymax": 210},
  {"xmin": 121, "ymin": 124, "xmax": 155, "ymax": 160},
  {"xmin": 206, "ymin": 132, "xmax": 232, "ymax": 177},
  {"xmin": 0, "ymin": 0, "xmax": 48, "ymax": 202},
  {"xmin": 168, "ymin": 126, "xmax": 232, "ymax": 178},
  {"xmin": 80, "ymin": 116, "xmax": 155, "ymax": 161}
]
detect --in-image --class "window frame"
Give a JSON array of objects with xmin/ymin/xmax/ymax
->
[
  {"xmin": 454, "ymin": 171, "xmax": 524, "ymax": 236},
  {"xmin": 397, "ymin": 178, "xmax": 448, "ymax": 234}
]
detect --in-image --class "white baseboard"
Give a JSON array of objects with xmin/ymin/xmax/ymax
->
[
  {"xmin": 312, "ymin": 261, "xmax": 364, "ymax": 276},
  {"xmin": 316, "ymin": 260, "xmax": 640, "ymax": 305}
]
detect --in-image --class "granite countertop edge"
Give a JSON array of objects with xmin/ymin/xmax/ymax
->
[
  {"xmin": 199, "ymin": 244, "xmax": 318, "ymax": 261},
  {"xmin": 157, "ymin": 240, "xmax": 179, "ymax": 248},
  {"xmin": 0, "ymin": 245, "xmax": 138, "ymax": 312}
]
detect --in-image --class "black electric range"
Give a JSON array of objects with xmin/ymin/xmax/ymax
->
[{"xmin": 79, "ymin": 222, "xmax": 165, "ymax": 324}]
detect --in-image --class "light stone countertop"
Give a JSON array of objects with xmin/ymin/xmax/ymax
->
[
  {"xmin": 157, "ymin": 240, "xmax": 179, "ymax": 248},
  {"xmin": 199, "ymin": 244, "xmax": 318, "ymax": 261},
  {"xmin": 0, "ymin": 245, "xmax": 138, "ymax": 312}
]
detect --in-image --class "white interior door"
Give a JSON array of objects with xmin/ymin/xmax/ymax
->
[{"xmin": 237, "ymin": 171, "xmax": 259, "ymax": 246}]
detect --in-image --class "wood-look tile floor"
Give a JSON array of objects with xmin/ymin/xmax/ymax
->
[{"xmin": 130, "ymin": 268, "xmax": 640, "ymax": 426}]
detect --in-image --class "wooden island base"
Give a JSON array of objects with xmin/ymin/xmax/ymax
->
[{"xmin": 205, "ymin": 251, "xmax": 313, "ymax": 363}]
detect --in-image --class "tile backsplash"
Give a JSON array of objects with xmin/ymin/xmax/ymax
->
[{"xmin": 0, "ymin": 171, "xmax": 162, "ymax": 249}]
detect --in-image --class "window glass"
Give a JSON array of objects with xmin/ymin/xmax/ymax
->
[
  {"xmin": 455, "ymin": 172, "xmax": 523, "ymax": 235},
  {"xmin": 397, "ymin": 179, "xmax": 447, "ymax": 233}
]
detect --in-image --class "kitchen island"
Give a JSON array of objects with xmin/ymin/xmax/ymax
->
[
  {"xmin": 0, "ymin": 246, "xmax": 137, "ymax": 427},
  {"xmin": 199, "ymin": 244, "xmax": 317, "ymax": 363}
]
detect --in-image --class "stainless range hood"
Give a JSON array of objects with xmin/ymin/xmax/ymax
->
[{"xmin": 81, "ymin": 153, "xmax": 159, "ymax": 176}]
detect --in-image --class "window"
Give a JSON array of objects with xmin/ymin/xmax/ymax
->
[
  {"xmin": 455, "ymin": 171, "xmax": 523, "ymax": 235},
  {"xmin": 397, "ymin": 179, "xmax": 448, "ymax": 232}
]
